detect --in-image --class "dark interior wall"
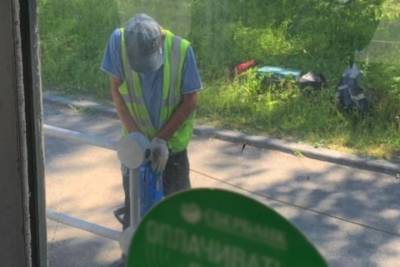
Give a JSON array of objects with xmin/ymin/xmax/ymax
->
[
  {"xmin": 20, "ymin": 0, "xmax": 48, "ymax": 265},
  {"xmin": 0, "ymin": 0, "xmax": 39, "ymax": 266}
]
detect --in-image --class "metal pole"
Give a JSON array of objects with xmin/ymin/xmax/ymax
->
[
  {"xmin": 129, "ymin": 168, "xmax": 142, "ymax": 229},
  {"xmin": 47, "ymin": 209, "xmax": 120, "ymax": 241}
]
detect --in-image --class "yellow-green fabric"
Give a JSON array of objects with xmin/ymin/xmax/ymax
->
[{"xmin": 119, "ymin": 28, "xmax": 194, "ymax": 153}]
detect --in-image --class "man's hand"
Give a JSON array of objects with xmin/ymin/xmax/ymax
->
[
  {"xmin": 150, "ymin": 137, "xmax": 169, "ymax": 173},
  {"xmin": 157, "ymin": 92, "xmax": 197, "ymax": 140}
]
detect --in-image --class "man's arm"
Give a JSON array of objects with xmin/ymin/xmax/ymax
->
[
  {"xmin": 110, "ymin": 76, "xmax": 139, "ymax": 133},
  {"xmin": 156, "ymin": 92, "xmax": 198, "ymax": 140}
]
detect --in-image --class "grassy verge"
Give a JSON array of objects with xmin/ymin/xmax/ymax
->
[
  {"xmin": 44, "ymin": 74, "xmax": 400, "ymax": 160},
  {"xmin": 197, "ymin": 74, "xmax": 400, "ymax": 160}
]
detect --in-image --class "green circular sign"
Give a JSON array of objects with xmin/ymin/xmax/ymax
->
[{"xmin": 128, "ymin": 189, "xmax": 328, "ymax": 267}]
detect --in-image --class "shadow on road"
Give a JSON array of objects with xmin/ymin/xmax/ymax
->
[{"xmin": 43, "ymin": 102, "xmax": 400, "ymax": 267}]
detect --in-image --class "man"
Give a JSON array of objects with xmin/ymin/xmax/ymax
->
[{"xmin": 101, "ymin": 14, "xmax": 202, "ymax": 229}]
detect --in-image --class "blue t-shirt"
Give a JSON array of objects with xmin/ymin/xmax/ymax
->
[{"xmin": 101, "ymin": 29, "xmax": 202, "ymax": 128}]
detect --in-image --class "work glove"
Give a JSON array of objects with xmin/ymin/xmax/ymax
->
[{"xmin": 149, "ymin": 137, "xmax": 169, "ymax": 174}]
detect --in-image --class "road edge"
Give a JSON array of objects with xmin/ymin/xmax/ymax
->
[{"xmin": 44, "ymin": 92, "xmax": 400, "ymax": 176}]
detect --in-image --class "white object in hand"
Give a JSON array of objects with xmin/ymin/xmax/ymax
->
[
  {"xmin": 117, "ymin": 132, "xmax": 150, "ymax": 169},
  {"xmin": 150, "ymin": 137, "xmax": 169, "ymax": 173}
]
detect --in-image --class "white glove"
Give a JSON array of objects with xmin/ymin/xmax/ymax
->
[{"xmin": 149, "ymin": 137, "xmax": 169, "ymax": 173}]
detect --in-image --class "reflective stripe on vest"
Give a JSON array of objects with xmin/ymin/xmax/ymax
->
[{"xmin": 119, "ymin": 28, "xmax": 193, "ymax": 152}]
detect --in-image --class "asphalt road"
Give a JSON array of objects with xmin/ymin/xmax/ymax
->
[{"xmin": 44, "ymin": 102, "xmax": 400, "ymax": 267}]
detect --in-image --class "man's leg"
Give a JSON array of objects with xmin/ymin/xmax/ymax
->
[
  {"xmin": 119, "ymin": 150, "xmax": 190, "ymax": 229},
  {"xmin": 163, "ymin": 149, "xmax": 191, "ymax": 196},
  {"xmin": 120, "ymin": 165, "xmax": 130, "ymax": 230}
]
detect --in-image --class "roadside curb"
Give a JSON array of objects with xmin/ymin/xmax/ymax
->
[
  {"xmin": 44, "ymin": 93, "xmax": 117, "ymax": 118},
  {"xmin": 44, "ymin": 92, "xmax": 400, "ymax": 176}
]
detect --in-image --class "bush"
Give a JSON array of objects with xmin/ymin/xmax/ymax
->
[
  {"xmin": 39, "ymin": 0, "xmax": 400, "ymax": 157},
  {"xmin": 190, "ymin": 0, "xmax": 383, "ymax": 79},
  {"xmin": 39, "ymin": 0, "xmax": 121, "ymax": 97},
  {"xmin": 39, "ymin": 0, "xmax": 192, "ymax": 97}
]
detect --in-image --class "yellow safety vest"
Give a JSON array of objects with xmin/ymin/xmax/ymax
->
[{"xmin": 119, "ymin": 28, "xmax": 194, "ymax": 153}]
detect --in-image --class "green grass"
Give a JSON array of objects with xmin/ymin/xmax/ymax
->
[
  {"xmin": 197, "ymin": 74, "xmax": 400, "ymax": 159},
  {"xmin": 38, "ymin": 0, "xmax": 400, "ymax": 159}
]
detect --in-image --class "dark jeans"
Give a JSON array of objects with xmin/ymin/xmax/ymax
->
[{"xmin": 120, "ymin": 149, "xmax": 190, "ymax": 229}]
